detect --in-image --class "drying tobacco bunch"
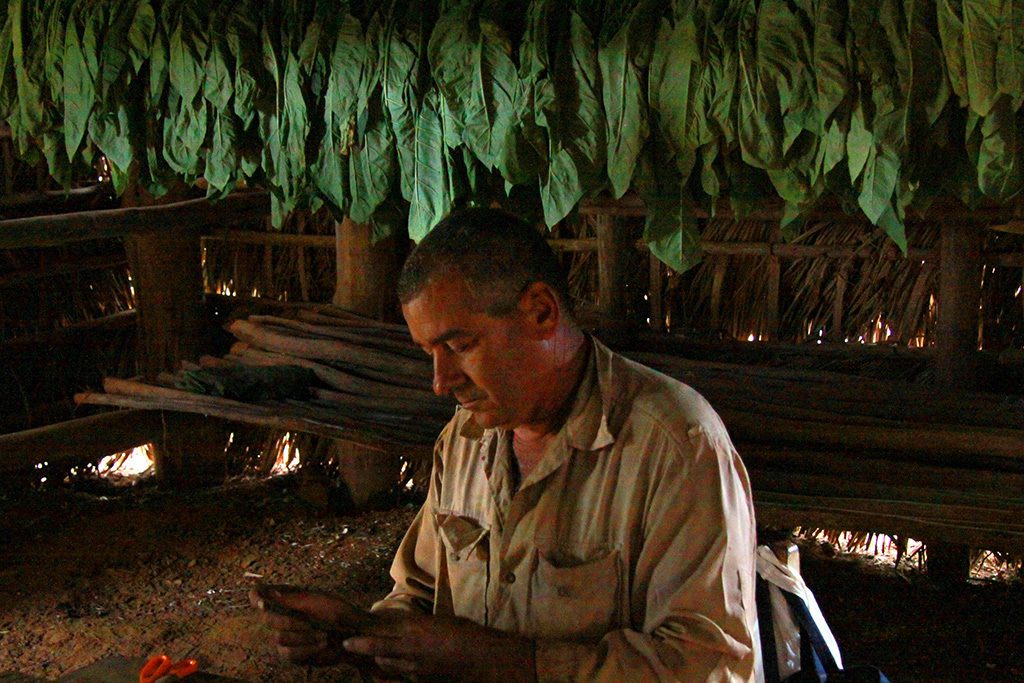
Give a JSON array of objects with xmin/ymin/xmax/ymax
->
[{"xmin": 0, "ymin": 0, "xmax": 1022, "ymax": 271}]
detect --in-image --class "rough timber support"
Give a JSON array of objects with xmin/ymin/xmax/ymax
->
[
  {"xmin": 595, "ymin": 214, "xmax": 629, "ymax": 329},
  {"xmin": 331, "ymin": 216, "xmax": 406, "ymax": 509},
  {"xmin": 929, "ymin": 221, "xmax": 985, "ymax": 582}
]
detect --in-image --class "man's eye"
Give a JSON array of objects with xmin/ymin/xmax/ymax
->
[{"xmin": 448, "ymin": 339, "xmax": 474, "ymax": 353}]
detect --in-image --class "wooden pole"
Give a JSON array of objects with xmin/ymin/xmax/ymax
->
[
  {"xmin": 334, "ymin": 216, "xmax": 403, "ymax": 321},
  {"xmin": 125, "ymin": 226, "xmax": 206, "ymax": 381},
  {"xmin": 0, "ymin": 192, "xmax": 270, "ymax": 248},
  {"xmin": 595, "ymin": 214, "xmax": 629, "ymax": 328},
  {"xmin": 0, "ymin": 410, "xmax": 165, "ymax": 474},
  {"xmin": 331, "ymin": 215, "xmax": 407, "ymax": 508},
  {"xmin": 929, "ymin": 221, "xmax": 985, "ymax": 581},
  {"xmin": 765, "ymin": 226, "xmax": 782, "ymax": 340},
  {"xmin": 710, "ymin": 257, "xmax": 727, "ymax": 332},
  {"xmin": 649, "ymin": 252, "xmax": 665, "ymax": 331},
  {"xmin": 830, "ymin": 260, "xmax": 851, "ymax": 342}
]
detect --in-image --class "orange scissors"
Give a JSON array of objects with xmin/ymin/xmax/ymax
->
[{"xmin": 139, "ymin": 654, "xmax": 198, "ymax": 683}]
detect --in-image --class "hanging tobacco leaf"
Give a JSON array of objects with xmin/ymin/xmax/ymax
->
[
  {"xmin": 597, "ymin": 0, "xmax": 658, "ymax": 199},
  {"xmin": 1, "ymin": 0, "xmax": 1023, "ymax": 267}
]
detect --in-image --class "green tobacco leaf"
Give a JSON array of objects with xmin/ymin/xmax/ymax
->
[
  {"xmin": 996, "ymin": 0, "xmax": 1024, "ymax": 108},
  {"xmin": 649, "ymin": 12, "xmax": 703, "ymax": 182},
  {"xmin": 97, "ymin": 0, "xmax": 137, "ymax": 103},
  {"xmin": 875, "ymin": 203, "xmax": 907, "ymax": 254},
  {"xmin": 857, "ymin": 141, "xmax": 900, "ymax": 224},
  {"xmin": 383, "ymin": 3, "xmax": 427, "ymax": 201},
  {"xmin": 598, "ymin": 1, "xmax": 656, "ymax": 198},
  {"xmin": 204, "ymin": 37, "xmax": 233, "ymax": 111},
  {"xmin": 40, "ymin": 130, "xmax": 72, "ymax": 188},
  {"xmin": 977, "ymin": 94, "xmax": 1023, "ymax": 199},
  {"xmin": 90, "ymin": 104, "xmax": 134, "ymax": 173},
  {"xmin": 962, "ymin": 0, "xmax": 1001, "ymax": 116},
  {"xmin": 63, "ymin": 11, "xmax": 95, "ymax": 164},
  {"xmin": 428, "ymin": 9, "xmax": 525, "ymax": 183},
  {"xmin": 227, "ymin": 9, "xmax": 264, "ymax": 126},
  {"xmin": 205, "ymin": 110, "xmax": 241, "ymax": 192},
  {"xmin": 937, "ymin": 0, "xmax": 969, "ymax": 104},
  {"xmin": 10, "ymin": 0, "xmax": 45, "ymax": 140},
  {"xmin": 127, "ymin": 1, "xmax": 156, "ymax": 73},
  {"xmin": 908, "ymin": 0, "xmax": 951, "ymax": 131},
  {"xmin": 537, "ymin": 9, "xmax": 605, "ymax": 226},
  {"xmin": 148, "ymin": 9, "xmax": 168, "ymax": 108},
  {"xmin": 168, "ymin": 1, "xmax": 209, "ymax": 103},
  {"xmin": 758, "ymin": 0, "xmax": 815, "ymax": 152},
  {"xmin": 736, "ymin": 0, "xmax": 783, "ymax": 169},
  {"xmin": 163, "ymin": 93, "xmax": 207, "ymax": 176},
  {"xmin": 702, "ymin": 6, "xmax": 738, "ymax": 142},
  {"xmin": 349, "ymin": 113, "xmax": 397, "ymax": 223},
  {"xmin": 810, "ymin": 0, "xmax": 849, "ymax": 131},
  {"xmin": 42, "ymin": 3, "xmax": 68, "ymax": 107},
  {"xmin": 409, "ymin": 89, "xmax": 454, "ymax": 241},
  {"xmin": 0, "ymin": 13, "xmax": 17, "ymax": 121},
  {"xmin": 643, "ymin": 192, "xmax": 701, "ymax": 274}
]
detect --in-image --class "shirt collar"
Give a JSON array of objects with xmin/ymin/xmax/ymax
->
[{"xmin": 456, "ymin": 335, "xmax": 616, "ymax": 452}]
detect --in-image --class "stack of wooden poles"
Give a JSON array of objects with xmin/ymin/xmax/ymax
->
[{"xmin": 77, "ymin": 305, "xmax": 1024, "ymax": 550}]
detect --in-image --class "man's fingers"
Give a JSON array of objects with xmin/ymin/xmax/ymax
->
[
  {"xmin": 275, "ymin": 643, "xmax": 325, "ymax": 663},
  {"xmin": 261, "ymin": 609, "xmax": 315, "ymax": 632},
  {"xmin": 343, "ymin": 635, "xmax": 411, "ymax": 659},
  {"xmin": 375, "ymin": 656, "xmax": 417, "ymax": 676},
  {"xmin": 273, "ymin": 629, "xmax": 326, "ymax": 649}
]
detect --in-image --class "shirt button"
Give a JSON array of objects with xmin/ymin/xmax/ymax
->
[{"xmin": 502, "ymin": 571, "xmax": 516, "ymax": 584}]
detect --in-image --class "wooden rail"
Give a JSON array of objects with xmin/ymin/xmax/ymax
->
[
  {"xmin": 0, "ymin": 409, "xmax": 166, "ymax": 473},
  {"xmin": 0, "ymin": 192, "xmax": 270, "ymax": 248}
]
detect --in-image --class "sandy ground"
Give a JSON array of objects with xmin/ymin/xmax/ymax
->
[{"xmin": 1, "ymin": 476, "xmax": 1022, "ymax": 682}]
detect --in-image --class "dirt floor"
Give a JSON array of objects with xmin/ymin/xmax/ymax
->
[{"xmin": 1, "ymin": 476, "xmax": 1023, "ymax": 682}]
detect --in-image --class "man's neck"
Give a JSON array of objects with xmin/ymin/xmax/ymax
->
[{"xmin": 511, "ymin": 331, "xmax": 590, "ymax": 480}]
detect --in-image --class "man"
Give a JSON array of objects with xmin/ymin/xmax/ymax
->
[{"xmin": 253, "ymin": 208, "xmax": 759, "ymax": 681}]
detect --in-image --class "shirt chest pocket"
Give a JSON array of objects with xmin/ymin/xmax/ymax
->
[
  {"xmin": 529, "ymin": 548, "xmax": 622, "ymax": 639},
  {"xmin": 436, "ymin": 513, "xmax": 490, "ymax": 624}
]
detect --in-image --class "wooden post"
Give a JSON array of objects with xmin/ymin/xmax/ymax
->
[
  {"xmin": 595, "ymin": 214, "xmax": 629, "ymax": 328},
  {"xmin": 124, "ymin": 204, "xmax": 229, "ymax": 487},
  {"xmin": 710, "ymin": 257, "xmax": 727, "ymax": 333},
  {"xmin": 331, "ymin": 216, "xmax": 405, "ymax": 508},
  {"xmin": 648, "ymin": 252, "xmax": 665, "ymax": 332},
  {"xmin": 334, "ymin": 216, "xmax": 403, "ymax": 321},
  {"xmin": 125, "ymin": 227, "xmax": 206, "ymax": 381},
  {"xmin": 1, "ymin": 135, "xmax": 13, "ymax": 195},
  {"xmin": 935, "ymin": 222, "xmax": 983, "ymax": 388},
  {"xmin": 830, "ymin": 260, "xmax": 851, "ymax": 342},
  {"xmin": 929, "ymin": 221, "xmax": 984, "ymax": 582},
  {"xmin": 765, "ymin": 227, "xmax": 782, "ymax": 341},
  {"xmin": 0, "ymin": 410, "xmax": 166, "ymax": 474}
]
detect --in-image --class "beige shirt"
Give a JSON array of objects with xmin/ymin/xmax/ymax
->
[{"xmin": 373, "ymin": 339, "xmax": 758, "ymax": 681}]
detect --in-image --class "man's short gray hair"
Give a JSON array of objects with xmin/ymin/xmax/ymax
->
[{"xmin": 397, "ymin": 208, "xmax": 574, "ymax": 319}]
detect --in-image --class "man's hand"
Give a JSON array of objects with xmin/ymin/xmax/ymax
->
[
  {"xmin": 249, "ymin": 584, "xmax": 375, "ymax": 668},
  {"xmin": 343, "ymin": 612, "xmax": 536, "ymax": 682}
]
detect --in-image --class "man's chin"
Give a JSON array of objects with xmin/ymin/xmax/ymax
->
[{"xmin": 467, "ymin": 408, "xmax": 506, "ymax": 430}]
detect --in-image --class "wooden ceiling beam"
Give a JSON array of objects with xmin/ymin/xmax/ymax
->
[
  {"xmin": 577, "ymin": 194, "xmax": 1024, "ymax": 225},
  {"xmin": 0, "ymin": 191, "xmax": 270, "ymax": 249}
]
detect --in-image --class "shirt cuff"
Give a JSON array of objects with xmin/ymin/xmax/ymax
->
[{"xmin": 369, "ymin": 595, "xmax": 430, "ymax": 614}]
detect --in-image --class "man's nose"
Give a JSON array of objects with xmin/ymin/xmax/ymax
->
[{"xmin": 432, "ymin": 351, "xmax": 462, "ymax": 397}]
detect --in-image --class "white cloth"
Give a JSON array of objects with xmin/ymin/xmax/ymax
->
[{"xmin": 755, "ymin": 545, "xmax": 843, "ymax": 680}]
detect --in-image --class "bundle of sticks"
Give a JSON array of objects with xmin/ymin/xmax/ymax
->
[
  {"xmin": 78, "ymin": 307, "xmax": 451, "ymax": 455},
  {"xmin": 76, "ymin": 304, "xmax": 1024, "ymax": 548}
]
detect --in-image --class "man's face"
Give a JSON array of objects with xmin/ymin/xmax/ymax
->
[{"xmin": 403, "ymin": 274, "xmax": 541, "ymax": 430}]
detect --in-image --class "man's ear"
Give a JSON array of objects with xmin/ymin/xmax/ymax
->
[{"xmin": 517, "ymin": 281, "xmax": 561, "ymax": 337}]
